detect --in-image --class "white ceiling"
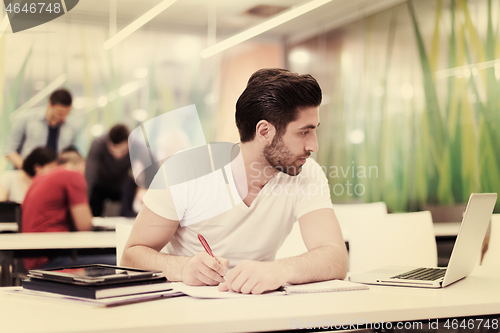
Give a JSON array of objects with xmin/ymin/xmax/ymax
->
[{"xmin": 68, "ymin": 0, "xmax": 407, "ymax": 44}]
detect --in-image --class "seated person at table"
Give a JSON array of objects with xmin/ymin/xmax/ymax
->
[
  {"xmin": 22, "ymin": 148, "xmax": 116, "ymax": 270},
  {"xmin": 0, "ymin": 147, "xmax": 57, "ymax": 203},
  {"xmin": 122, "ymin": 68, "xmax": 348, "ymax": 294}
]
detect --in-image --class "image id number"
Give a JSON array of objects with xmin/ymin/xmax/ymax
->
[
  {"xmin": 444, "ymin": 318, "xmax": 499, "ymax": 330},
  {"xmin": 6, "ymin": 2, "xmax": 62, "ymax": 14}
]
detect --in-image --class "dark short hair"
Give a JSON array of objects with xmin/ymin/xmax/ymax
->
[
  {"xmin": 49, "ymin": 88, "xmax": 72, "ymax": 106},
  {"xmin": 108, "ymin": 124, "xmax": 129, "ymax": 144},
  {"xmin": 22, "ymin": 147, "xmax": 57, "ymax": 177},
  {"xmin": 57, "ymin": 149, "xmax": 84, "ymax": 165},
  {"xmin": 235, "ymin": 68, "xmax": 322, "ymax": 143},
  {"xmin": 61, "ymin": 145, "xmax": 80, "ymax": 154}
]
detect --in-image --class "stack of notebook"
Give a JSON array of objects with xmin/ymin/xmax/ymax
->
[{"xmin": 22, "ymin": 264, "xmax": 176, "ymax": 300}]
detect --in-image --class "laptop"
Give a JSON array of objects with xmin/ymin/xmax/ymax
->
[{"xmin": 349, "ymin": 193, "xmax": 497, "ymax": 288}]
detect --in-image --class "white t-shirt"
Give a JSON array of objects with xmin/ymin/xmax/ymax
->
[{"xmin": 143, "ymin": 157, "xmax": 333, "ymax": 268}]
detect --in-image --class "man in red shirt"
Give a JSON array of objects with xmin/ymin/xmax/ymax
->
[{"xmin": 22, "ymin": 148, "xmax": 116, "ymax": 269}]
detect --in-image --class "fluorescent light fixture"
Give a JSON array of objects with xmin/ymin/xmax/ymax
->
[
  {"xmin": 73, "ymin": 81, "xmax": 144, "ymax": 119},
  {"xmin": 348, "ymin": 129, "xmax": 365, "ymax": 145},
  {"xmin": 436, "ymin": 59, "xmax": 500, "ymax": 79},
  {"xmin": 73, "ymin": 97, "xmax": 85, "ymax": 110},
  {"xmin": 91, "ymin": 124, "xmax": 105, "ymax": 137},
  {"xmin": 103, "ymin": 0, "xmax": 177, "ymax": 50},
  {"xmin": 200, "ymin": 0, "xmax": 332, "ymax": 58},
  {"xmin": 11, "ymin": 74, "xmax": 67, "ymax": 120},
  {"xmin": 132, "ymin": 109, "xmax": 148, "ymax": 122},
  {"xmin": 0, "ymin": 13, "xmax": 10, "ymax": 38},
  {"xmin": 289, "ymin": 49, "xmax": 311, "ymax": 64},
  {"xmin": 97, "ymin": 96, "xmax": 109, "ymax": 107},
  {"xmin": 119, "ymin": 82, "xmax": 140, "ymax": 96},
  {"xmin": 400, "ymin": 84, "xmax": 414, "ymax": 100}
]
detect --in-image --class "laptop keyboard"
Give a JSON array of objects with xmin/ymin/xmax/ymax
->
[{"xmin": 391, "ymin": 268, "xmax": 446, "ymax": 281}]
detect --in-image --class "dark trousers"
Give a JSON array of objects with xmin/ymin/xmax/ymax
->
[{"xmin": 89, "ymin": 185, "xmax": 121, "ymax": 217}]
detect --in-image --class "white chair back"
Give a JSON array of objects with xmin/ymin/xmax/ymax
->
[
  {"xmin": 348, "ymin": 211, "xmax": 437, "ymax": 273},
  {"xmin": 116, "ymin": 222, "xmax": 134, "ymax": 266},
  {"xmin": 482, "ymin": 214, "xmax": 500, "ymax": 266},
  {"xmin": 276, "ymin": 202, "xmax": 388, "ymax": 260},
  {"xmin": 332, "ymin": 202, "xmax": 388, "ymax": 239},
  {"xmin": 275, "ymin": 223, "xmax": 308, "ymax": 259}
]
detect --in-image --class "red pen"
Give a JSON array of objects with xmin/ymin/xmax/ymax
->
[{"xmin": 198, "ymin": 234, "xmax": 221, "ymax": 264}]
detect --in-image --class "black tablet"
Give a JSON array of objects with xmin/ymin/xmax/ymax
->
[{"xmin": 27, "ymin": 264, "xmax": 164, "ymax": 286}]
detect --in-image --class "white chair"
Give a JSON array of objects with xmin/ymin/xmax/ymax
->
[
  {"xmin": 331, "ymin": 202, "xmax": 388, "ymax": 240},
  {"xmin": 275, "ymin": 202, "xmax": 388, "ymax": 260},
  {"xmin": 275, "ymin": 223, "xmax": 308, "ymax": 259},
  {"xmin": 348, "ymin": 211, "xmax": 438, "ymax": 273},
  {"xmin": 481, "ymin": 214, "xmax": 500, "ymax": 266},
  {"xmin": 116, "ymin": 222, "xmax": 134, "ymax": 266}
]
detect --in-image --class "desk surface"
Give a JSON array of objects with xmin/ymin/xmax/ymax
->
[
  {"xmin": 0, "ymin": 219, "xmax": 460, "ymax": 251},
  {"xmin": 0, "ymin": 217, "xmax": 134, "ymax": 233},
  {"xmin": 0, "ymin": 231, "xmax": 116, "ymax": 250},
  {"xmin": 1, "ymin": 265, "xmax": 500, "ymax": 333}
]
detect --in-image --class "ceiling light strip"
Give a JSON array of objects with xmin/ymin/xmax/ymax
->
[
  {"xmin": 61, "ymin": 0, "xmax": 68, "ymax": 14},
  {"xmin": 103, "ymin": 0, "xmax": 177, "ymax": 50},
  {"xmin": 200, "ymin": 0, "xmax": 332, "ymax": 58},
  {"xmin": 0, "ymin": 12, "xmax": 11, "ymax": 37},
  {"xmin": 11, "ymin": 74, "xmax": 67, "ymax": 120}
]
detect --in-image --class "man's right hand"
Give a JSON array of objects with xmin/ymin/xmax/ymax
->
[{"xmin": 181, "ymin": 252, "xmax": 229, "ymax": 286}]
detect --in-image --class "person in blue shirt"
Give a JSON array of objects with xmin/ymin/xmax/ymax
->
[{"xmin": 4, "ymin": 88, "xmax": 76, "ymax": 169}]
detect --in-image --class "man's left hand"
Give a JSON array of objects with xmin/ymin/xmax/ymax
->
[{"xmin": 218, "ymin": 260, "xmax": 288, "ymax": 294}]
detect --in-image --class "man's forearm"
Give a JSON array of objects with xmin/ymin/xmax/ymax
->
[
  {"xmin": 6, "ymin": 152, "xmax": 23, "ymax": 169},
  {"xmin": 121, "ymin": 245, "xmax": 190, "ymax": 281},
  {"xmin": 278, "ymin": 244, "xmax": 348, "ymax": 284}
]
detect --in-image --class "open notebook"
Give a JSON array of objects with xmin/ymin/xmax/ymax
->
[{"xmin": 172, "ymin": 280, "xmax": 368, "ymax": 299}]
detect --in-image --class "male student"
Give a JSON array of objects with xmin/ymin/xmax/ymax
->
[
  {"xmin": 122, "ymin": 68, "xmax": 347, "ymax": 294},
  {"xmin": 22, "ymin": 148, "xmax": 116, "ymax": 270},
  {"xmin": 4, "ymin": 88, "xmax": 76, "ymax": 169}
]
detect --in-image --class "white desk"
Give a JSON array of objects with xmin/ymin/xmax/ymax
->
[
  {"xmin": 0, "ymin": 232, "xmax": 116, "ymax": 286},
  {"xmin": 1, "ymin": 265, "xmax": 499, "ymax": 333},
  {"xmin": 0, "ymin": 222, "xmax": 18, "ymax": 232},
  {"xmin": 0, "ymin": 231, "xmax": 116, "ymax": 250},
  {"xmin": 0, "ymin": 216, "xmax": 134, "ymax": 233},
  {"xmin": 1, "ymin": 219, "xmax": 462, "ymax": 237}
]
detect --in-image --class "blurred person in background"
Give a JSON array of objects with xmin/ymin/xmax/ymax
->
[
  {"xmin": 4, "ymin": 88, "xmax": 76, "ymax": 169},
  {"xmin": 85, "ymin": 124, "xmax": 132, "ymax": 217},
  {"xmin": 22, "ymin": 147, "xmax": 115, "ymax": 269},
  {"xmin": 120, "ymin": 129, "xmax": 192, "ymax": 217},
  {"xmin": 0, "ymin": 147, "xmax": 57, "ymax": 203}
]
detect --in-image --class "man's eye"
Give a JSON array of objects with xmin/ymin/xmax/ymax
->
[{"xmin": 301, "ymin": 131, "xmax": 309, "ymax": 136}]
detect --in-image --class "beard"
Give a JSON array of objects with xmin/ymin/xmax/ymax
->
[{"xmin": 263, "ymin": 135, "xmax": 309, "ymax": 176}]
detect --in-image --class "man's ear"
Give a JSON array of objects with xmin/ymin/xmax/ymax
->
[
  {"xmin": 255, "ymin": 120, "xmax": 275, "ymax": 143},
  {"xmin": 33, "ymin": 164, "xmax": 41, "ymax": 175}
]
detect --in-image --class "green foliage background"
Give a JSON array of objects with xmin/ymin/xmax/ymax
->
[{"xmin": 294, "ymin": 0, "xmax": 500, "ymax": 212}]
